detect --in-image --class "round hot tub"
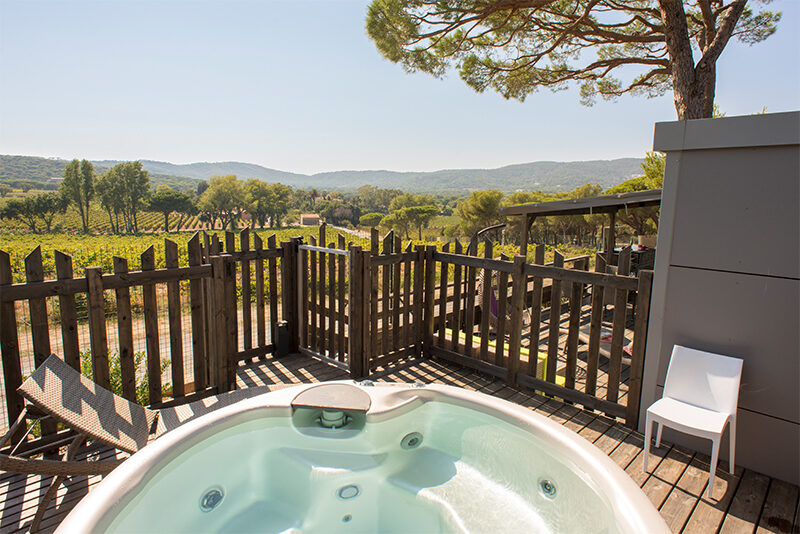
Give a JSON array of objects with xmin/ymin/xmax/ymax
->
[{"xmin": 58, "ymin": 382, "xmax": 668, "ymax": 533}]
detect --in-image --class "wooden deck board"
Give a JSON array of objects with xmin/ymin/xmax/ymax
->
[
  {"xmin": 719, "ymin": 470, "xmax": 772, "ymax": 534},
  {"xmin": 0, "ymin": 353, "xmax": 795, "ymax": 534},
  {"xmin": 755, "ymin": 479, "xmax": 799, "ymax": 534}
]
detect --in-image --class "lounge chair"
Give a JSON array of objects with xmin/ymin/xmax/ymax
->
[{"xmin": 0, "ymin": 354, "xmax": 279, "ymax": 531}]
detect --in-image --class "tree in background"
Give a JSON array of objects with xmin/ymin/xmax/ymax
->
[
  {"xmin": 605, "ymin": 153, "xmax": 665, "ymax": 235},
  {"xmin": 199, "ymin": 175, "xmax": 245, "ymax": 231},
  {"xmin": 103, "ymin": 161, "xmax": 151, "ymax": 233},
  {"xmin": 245, "ymin": 180, "xmax": 271, "ymax": 228},
  {"xmin": 641, "ymin": 152, "xmax": 666, "ymax": 189},
  {"xmin": 244, "ymin": 180, "xmax": 293, "ymax": 228},
  {"xmin": 0, "ymin": 184, "xmax": 11, "ymax": 198},
  {"xmin": 148, "ymin": 186, "xmax": 194, "ymax": 232},
  {"xmin": 265, "ymin": 183, "xmax": 293, "ymax": 228},
  {"xmin": 367, "ymin": 0, "xmax": 780, "ymax": 119},
  {"xmin": 1, "ymin": 192, "xmax": 67, "ymax": 233},
  {"xmin": 359, "ymin": 212, "xmax": 384, "ymax": 228},
  {"xmin": 291, "ymin": 189, "xmax": 315, "ymax": 212},
  {"xmin": 356, "ymin": 185, "xmax": 402, "ymax": 214},
  {"xmin": 457, "ymin": 190, "xmax": 504, "ymax": 236},
  {"xmin": 60, "ymin": 159, "xmax": 95, "ymax": 233},
  {"xmin": 95, "ymin": 170, "xmax": 124, "ymax": 234},
  {"xmin": 317, "ymin": 199, "xmax": 360, "ymax": 227},
  {"xmin": 380, "ymin": 194, "xmax": 439, "ymax": 239}
]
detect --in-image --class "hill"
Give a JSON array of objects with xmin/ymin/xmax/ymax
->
[
  {"xmin": 308, "ymin": 159, "xmax": 644, "ymax": 193},
  {"xmin": 0, "ymin": 155, "xmax": 202, "ymax": 192},
  {"xmin": 91, "ymin": 159, "xmax": 304, "ymax": 184},
  {"xmin": 2, "ymin": 155, "xmax": 645, "ymax": 194}
]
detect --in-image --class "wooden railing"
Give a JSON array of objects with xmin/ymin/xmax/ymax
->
[
  {"xmin": 424, "ymin": 242, "xmax": 653, "ymax": 427},
  {"xmin": 0, "ymin": 231, "xmax": 293, "ymax": 434},
  {"xmin": 0, "ymin": 227, "xmax": 654, "ymax": 436}
]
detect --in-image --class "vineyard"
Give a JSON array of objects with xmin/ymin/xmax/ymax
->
[
  {"xmin": 0, "ymin": 227, "xmax": 370, "ymax": 284},
  {"xmin": 0, "ymin": 200, "xmax": 213, "ymax": 235}
]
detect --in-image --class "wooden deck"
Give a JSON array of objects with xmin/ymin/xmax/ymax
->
[{"xmin": 1, "ymin": 354, "xmax": 798, "ymax": 533}]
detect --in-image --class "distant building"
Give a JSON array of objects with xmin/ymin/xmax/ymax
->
[
  {"xmin": 300, "ymin": 213, "xmax": 321, "ymax": 226},
  {"xmin": 48, "ymin": 176, "xmax": 63, "ymax": 182}
]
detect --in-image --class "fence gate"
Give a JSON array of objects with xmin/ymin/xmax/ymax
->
[
  {"xmin": 363, "ymin": 231, "xmax": 426, "ymax": 373},
  {"xmin": 297, "ymin": 231, "xmax": 352, "ymax": 371}
]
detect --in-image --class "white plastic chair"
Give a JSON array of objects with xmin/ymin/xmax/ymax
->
[{"xmin": 643, "ymin": 345, "xmax": 743, "ymax": 498}]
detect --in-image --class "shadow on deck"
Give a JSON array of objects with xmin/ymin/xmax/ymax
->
[{"xmin": 1, "ymin": 353, "xmax": 798, "ymax": 533}]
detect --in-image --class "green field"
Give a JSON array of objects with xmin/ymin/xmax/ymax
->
[{"xmin": 0, "ymin": 227, "xmax": 371, "ymax": 284}]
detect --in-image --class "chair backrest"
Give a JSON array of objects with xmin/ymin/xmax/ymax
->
[
  {"xmin": 663, "ymin": 345, "xmax": 743, "ymax": 415},
  {"xmin": 18, "ymin": 355, "xmax": 158, "ymax": 453}
]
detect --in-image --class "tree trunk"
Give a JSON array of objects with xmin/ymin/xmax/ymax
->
[
  {"xmin": 658, "ymin": 0, "xmax": 702, "ymax": 119},
  {"xmin": 84, "ymin": 200, "xmax": 91, "ymax": 232},
  {"xmin": 659, "ymin": 0, "xmax": 746, "ymax": 119},
  {"xmin": 164, "ymin": 213, "xmax": 170, "ymax": 233}
]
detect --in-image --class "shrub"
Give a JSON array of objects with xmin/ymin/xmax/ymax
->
[{"xmin": 80, "ymin": 349, "xmax": 170, "ymax": 406}]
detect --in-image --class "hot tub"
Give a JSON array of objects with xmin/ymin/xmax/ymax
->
[{"xmin": 58, "ymin": 382, "xmax": 668, "ymax": 533}]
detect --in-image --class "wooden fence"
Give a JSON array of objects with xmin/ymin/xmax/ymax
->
[
  {"xmin": 0, "ymin": 230, "xmax": 294, "ymax": 435},
  {"xmin": 0, "ymin": 225, "xmax": 654, "ymax": 437},
  {"xmin": 422, "ymin": 242, "xmax": 652, "ymax": 426}
]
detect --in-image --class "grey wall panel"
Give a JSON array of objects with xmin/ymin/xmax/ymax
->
[
  {"xmin": 644, "ymin": 113, "xmax": 800, "ymax": 485},
  {"xmin": 656, "ymin": 266, "xmax": 799, "ymax": 424},
  {"xmin": 654, "ymin": 111, "xmax": 800, "ymax": 152},
  {"xmin": 670, "ymin": 146, "xmax": 800, "ymax": 279}
]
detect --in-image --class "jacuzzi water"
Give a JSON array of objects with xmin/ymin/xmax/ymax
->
[{"xmin": 59, "ymin": 382, "xmax": 669, "ymax": 533}]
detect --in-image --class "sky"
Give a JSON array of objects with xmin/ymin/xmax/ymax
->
[{"xmin": 0, "ymin": 0, "xmax": 798, "ymax": 176}]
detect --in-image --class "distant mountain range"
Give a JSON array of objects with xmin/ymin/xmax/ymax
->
[{"xmin": 2, "ymin": 155, "xmax": 644, "ymax": 194}]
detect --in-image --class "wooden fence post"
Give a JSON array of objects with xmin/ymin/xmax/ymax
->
[
  {"xmin": 545, "ymin": 251, "xmax": 564, "ymax": 384},
  {"xmin": 85, "ymin": 267, "xmax": 110, "ymax": 389},
  {"xmin": 209, "ymin": 255, "xmax": 224, "ymax": 391},
  {"xmin": 187, "ymin": 233, "xmax": 208, "ymax": 392},
  {"xmin": 164, "ymin": 240, "xmax": 185, "ymax": 397},
  {"xmin": 422, "ymin": 245, "xmax": 436, "ymax": 356},
  {"xmin": 413, "ymin": 245, "xmax": 425, "ymax": 356},
  {"xmin": 348, "ymin": 246, "xmax": 365, "ymax": 379},
  {"xmin": 281, "ymin": 238, "xmax": 300, "ymax": 354},
  {"xmin": 113, "ymin": 256, "xmax": 137, "ymax": 402},
  {"xmin": 210, "ymin": 255, "xmax": 236, "ymax": 392},
  {"xmin": 54, "ymin": 251, "xmax": 80, "ymax": 371},
  {"xmin": 240, "ymin": 228, "xmax": 252, "ymax": 352},
  {"xmin": 0, "ymin": 250, "xmax": 24, "ymax": 433},
  {"xmin": 253, "ymin": 233, "xmax": 266, "ymax": 348},
  {"xmin": 527, "ymin": 245, "xmax": 545, "ymax": 377},
  {"xmin": 361, "ymin": 246, "xmax": 372, "ymax": 366},
  {"xmin": 141, "ymin": 246, "xmax": 162, "ymax": 404},
  {"xmin": 479, "ymin": 239, "xmax": 493, "ymax": 363},
  {"xmin": 626, "ymin": 269, "xmax": 654, "ymax": 427},
  {"xmin": 564, "ymin": 258, "xmax": 587, "ymax": 390},
  {"xmin": 223, "ymin": 254, "xmax": 237, "ymax": 386},
  {"xmin": 337, "ymin": 234, "xmax": 347, "ymax": 362},
  {"xmin": 267, "ymin": 234, "xmax": 279, "ymax": 346},
  {"xmin": 506, "ymin": 255, "xmax": 526, "ymax": 385},
  {"xmin": 607, "ymin": 246, "xmax": 632, "ymax": 403},
  {"xmin": 586, "ymin": 253, "xmax": 607, "ymax": 396},
  {"xmin": 25, "ymin": 247, "xmax": 51, "ymax": 372}
]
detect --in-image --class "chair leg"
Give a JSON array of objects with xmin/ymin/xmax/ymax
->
[
  {"xmin": 729, "ymin": 417, "xmax": 736, "ymax": 474},
  {"xmin": 655, "ymin": 422, "xmax": 663, "ymax": 448},
  {"xmin": 643, "ymin": 415, "xmax": 652, "ymax": 473},
  {"xmin": 29, "ymin": 434, "xmax": 85, "ymax": 532},
  {"xmin": 30, "ymin": 473, "xmax": 67, "ymax": 532},
  {"xmin": 707, "ymin": 436, "xmax": 720, "ymax": 499}
]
